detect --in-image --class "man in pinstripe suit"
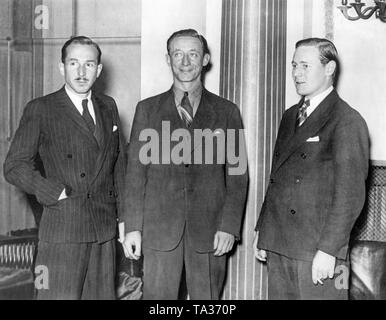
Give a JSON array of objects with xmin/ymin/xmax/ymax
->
[{"xmin": 3, "ymin": 36, "xmax": 126, "ymax": 299}]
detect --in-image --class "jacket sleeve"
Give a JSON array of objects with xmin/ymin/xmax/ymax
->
[
  {"xmin": 120, "ymin": 102, "xmax": 149, "ymax": 232},
  {"xmin": 317, "ymin": 113, "xmax": 369, "ymax": 259},
  {"xmin": 110, "ymin": 99, "xmax": 128, "ymax": 220},
  {"xmin": 3, "ymin": 100, "xmax": 64, "ymax": 206},
  {"xmin": 218, "ymin": 105, "xmax": 249, "ymax": 239}
]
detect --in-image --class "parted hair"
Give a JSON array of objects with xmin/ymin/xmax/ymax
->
[
  {"xmin": 167, "ymin": 29, "xmax": 209, "ymax": 55},
  {"xmin": 296, "ymin": 38, "xmax": 339, "ymax": 83},
  {"xmin": 61, "ymin": 36, "xmax": 102, "ymax": 64}
]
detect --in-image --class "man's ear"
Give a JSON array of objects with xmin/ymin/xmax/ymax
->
[
  {"xmin": 325, "ymin": 60, "xmax": 336, "ymax": 77},
  {"xmin": 59, "ymin": 62, "xmax": 65, "ymax": 76},
  {"xmin": 96, "ymin": 63, "xmax": 103, "ymax": 78},
  {"xmin": 166, "ymin": 53, "xmax": 171, "ymax": 66},
  {"xmin": 203, "ymin": 53, "xmax": 210, "ymax": 67}
]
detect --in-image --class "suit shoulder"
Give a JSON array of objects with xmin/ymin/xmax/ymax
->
[
  {"xmin": 139, "ymin": 91, "xmax": 166, "ymax": 105},
  {"xmin": 94, "ymin": 91, "xmax": 117, "ymax": 106},
  {"xmin": 22, "ymin": 92, "xmax": 57, "ymax": 115},
  {"xmin": 205, "ymin": 90, "xmax": 238, "ymax": 110},
  {"xmin": 136, "ymin": 91, "xmax": 169, "ymax": 113},
  {"xmin": 333, "ymin": 97, "xmax": 367, "ymax": 126}
]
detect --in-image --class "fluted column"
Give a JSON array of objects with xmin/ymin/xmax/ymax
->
[{"xmin": 220, "ymin": 0, "xmax": 287, "ymax": 300}]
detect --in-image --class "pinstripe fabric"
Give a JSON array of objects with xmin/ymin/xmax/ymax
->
[
  {"xmin": 3, "ymin": 87, "xmax": 126, "ymax": 244},
  {"xmin": 35, "ymin": 240, "xmax": 116, "ymax": 300}
]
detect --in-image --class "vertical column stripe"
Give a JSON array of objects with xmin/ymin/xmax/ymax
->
[{"xmin": 220, "ymin": 0, "xmax": 287, "ymax": 300}]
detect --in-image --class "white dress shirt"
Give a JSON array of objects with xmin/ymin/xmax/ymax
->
[
  {"xmin": 65, "ymin": 86, "xmax": 96, "ymax": 123},
  {"xmin": 305, "ymin": 86, "xmax": 334, "ymax": 118}
]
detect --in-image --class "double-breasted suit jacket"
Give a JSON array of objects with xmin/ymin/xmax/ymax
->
[
  {"xmin": 4, "ymin": 87, "xmax": 126, "ymax": 244},
  {"xmin": 123, "ymin": 88, "xmax": 248, "ymax": 253},
  {"xmin": 256, "ymin": 90, "xmax": 369, "ymax": 261}
]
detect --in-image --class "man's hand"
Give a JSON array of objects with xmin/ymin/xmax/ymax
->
[
  {"xmin": 213, "ymin": 231, "xmax": 235, "ymax": 256},
  {"xmin": 122, "ymin": 231, "xmax": 142, "ymax": 260},
  {"xmin": 312, "ymin": 250, "xmax": 336, "ymax": 285},
  {"xmin": 253, "ymin": 231, "xmax": 267, "ymax": 262}
]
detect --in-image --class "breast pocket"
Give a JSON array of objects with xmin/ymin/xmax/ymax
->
[{"xmin": 302, "ymin": 141, "xmax": 331, "ymax": 162}]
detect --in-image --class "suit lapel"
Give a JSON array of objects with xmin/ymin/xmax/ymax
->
[
  {"xmin": 89, "ymin": 93, "xmax": 113, "ymax": 185},
  {"xmin": 188, "ymin": 89, "xmax": 217, "ymax": 159},
  {"xmin": 55, "ymin": 87, "xmax": 98, "ymax": 147},
  {"xmin": 190, "ymin": 89, "xmax": 216, "ymax": 131},
  {"xmin": 272, "ymin": 90, "xmax": 338, "ymax": 173},
  {"xmin": 159, "ymin": 88, "xmax": 184, "ymax": 133}
]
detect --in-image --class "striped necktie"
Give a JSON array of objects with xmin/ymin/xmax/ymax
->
[
  {"xmin": 297, "ymin": 99, "xmax": 310, "ymax": 127},
  {"xmin": 179, "ymin": 92, "xmax": 193, "ymax": 127}
]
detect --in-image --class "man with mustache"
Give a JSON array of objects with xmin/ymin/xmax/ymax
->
[
  {"xmin": 254, "ymin": 38, "xmax": 369, "ymax": 299},
  {"xmin": 4, "ymin": 36, "xmax": 126, "ymax": 299},
  {"xmin": 121, "ymin": 29, "xmax": 248, "ymax": 299}
]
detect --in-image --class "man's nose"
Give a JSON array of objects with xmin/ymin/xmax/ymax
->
[
  {"xmin": 78, "ymin": 65, "xmax": 86, "ymax": 76},
  {"xmin": 293, "ymin": 66, "xmax": 303, "ymax": 78},
  {"xmin": 182, "ymin": 54, "xmax": 190, "ymax": 66}
]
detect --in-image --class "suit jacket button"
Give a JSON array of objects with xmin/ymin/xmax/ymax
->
[
  {"xmin": 270, "ymin": 178, "xmax": 274, "ymax": 184},
  {"xmin": 67, "ymin": 154, "xmax": 73, "ymax": 159},
  {"xmin": 295, "ymin": 178, "xmax": 301, "ymax": 184},
  {"xmin": 87, "ymin": 193, "xmax": 91, "ymax": 199},
  {"xmin": 290, "ymin": 209, "xmax": 296, "ymax": 215},
  {"xmin": 80, "ymin": 173, "xmax": 86, "ymax": 178},
  {"xmin": 301, "ymin": 153, "xmax": 307, "ymax": 159},
  {"xmin": 185, "ymin": 164, "xmax": 189, "ymax": 168}
]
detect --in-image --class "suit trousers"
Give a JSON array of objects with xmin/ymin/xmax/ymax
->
[
  {"xmin": 267, "ymin": 251, "xmax": 349, "ymax": 300},
  {"xmin": 142, "ymin": 229, "xmax": 226, "ymax": 300},
  {"xmin": 35, "ymin": 240, "xmax": 116, "ymax": 300}
]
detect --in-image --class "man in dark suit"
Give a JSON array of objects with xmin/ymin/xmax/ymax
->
[
  {"xmin": 121, "ymin": 29, "xmax": 248, "ymax": 299},
  {"xmin": 3, "ymin": 36, "xmax": 126, "ymax": 299},
  {"xmin": 254, "ymin": 38, "xmax": 369, "ymax": 299}
]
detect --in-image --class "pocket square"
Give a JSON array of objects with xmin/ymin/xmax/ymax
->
[
  {"xmin": 113, "ymin": 125, "xmax": 118, "ymax": 132},
  {"xmin": 306, "ymin": 136, "xmax": 320, "ymax": 142}
]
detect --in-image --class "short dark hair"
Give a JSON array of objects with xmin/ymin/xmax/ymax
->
[
  {"xmin": 295, "ymin": 38, "xmax": 339, "ymax": 82},
  {"xmin": 167, "ymin": 29, "xmax": 209, "ymax": 55},
  {"xmin": 61, "ymin": 36, "xmax": 102, "ymax": 64}
]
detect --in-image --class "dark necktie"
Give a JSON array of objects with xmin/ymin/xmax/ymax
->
[
  {"xmin": 81, "ymin": 99, "xmax": 95, "ymax": 133},
  {"xmin": 180, "ymin": 92, "xmax": 193, "ymax": 127},
  {"xmin": 296, "ymin": 99, "xmax": 310, "ymax": 127}
]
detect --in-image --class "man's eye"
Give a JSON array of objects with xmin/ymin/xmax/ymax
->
[
  {"xmin": 86, "ymin": 62, "xmax": 96, "ymax": 68},
  {"xmin": 174, "ymin": 52, "xmax": 183, "ymax": 58},
  {"xmin": 190, "ymin": 52, "xmax": 198, "ymax": 58}
]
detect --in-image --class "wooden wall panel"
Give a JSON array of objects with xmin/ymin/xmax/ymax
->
[
  {"xmin": 220, "ymin": 0, "xmax": 287, "ymax": 300},
  {"xmin": 0, "ymin": 0, "xmax": 43, "ymax": 235}
]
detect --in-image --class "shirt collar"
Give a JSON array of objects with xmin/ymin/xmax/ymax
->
[
  {"xmin": 65, "ymin": 85, "xmax": 92, "ymax": 105},
  {"xmin": 305, "ymin": 86, "xmax": 333, "ymax": 116},
  {"xmin": 173, "ymin": 82, "xmax": 203, "ymax": 109}
]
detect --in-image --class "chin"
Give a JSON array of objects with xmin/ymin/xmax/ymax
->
[
  {"xmin": 177, "ymin": 77, "xmax": 194, "ymax": 83},
  {"xmin": 296, "ymin": 89, "xmax": 308, "ymax": 97},
  {"xmin": 74, "ymin": 86, "xmax": 91, "ymax": 94}
]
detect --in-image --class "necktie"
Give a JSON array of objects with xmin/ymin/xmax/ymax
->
[
  {"xmin": 180, "ymin": 92, "xmax": 193, "ymax": 127},
  {"xmin": 81, "ymin": 99, "xmax": 95, "ymax": 133},
  {"xmin": 297, "ymin": 99, "xmax": 310, "ymax": 127}
]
